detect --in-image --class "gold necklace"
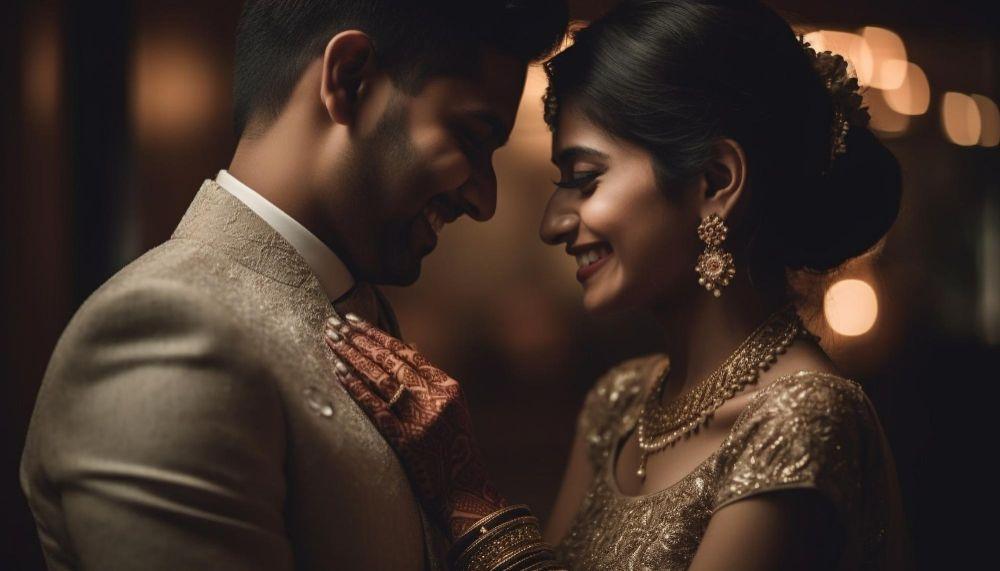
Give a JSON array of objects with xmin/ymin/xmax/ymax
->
[{"xmin": 635, "ymin": 303, "xmax": 816, "ymax": 478}]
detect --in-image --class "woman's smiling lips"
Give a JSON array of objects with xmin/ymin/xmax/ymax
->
[{"xmin": 572, "ymin": 243, "xmax": 613, "ymax": 283}]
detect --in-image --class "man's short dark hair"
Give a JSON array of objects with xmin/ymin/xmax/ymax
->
[{"xmin": 233, "ymin": 0, "xmax": 569, "ymax": 137}]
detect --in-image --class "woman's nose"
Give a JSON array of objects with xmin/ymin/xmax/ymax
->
[{"xmin": 539, "ymin": 190, "xmax": 579, "ymax": 245}]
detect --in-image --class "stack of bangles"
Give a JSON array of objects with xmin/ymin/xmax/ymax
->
[{"xmin": 447, "ymin": 504, "xmax": 566, "ymax": 570}]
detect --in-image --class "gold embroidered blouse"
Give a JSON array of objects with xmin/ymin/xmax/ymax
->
[{"xmin": 553, "ymin": 355, "xmax": 910, "ymax": 570}]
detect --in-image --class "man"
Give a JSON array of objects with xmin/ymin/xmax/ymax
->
[{"xmin": 20, "ymin": 1, "xmax": 568, "ymax": 569}]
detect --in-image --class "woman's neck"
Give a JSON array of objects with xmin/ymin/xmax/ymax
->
[{"xmin": 651, "ymin": 272, "xmax": 788, "ymax": 401}]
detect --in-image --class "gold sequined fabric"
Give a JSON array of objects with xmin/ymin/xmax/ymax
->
[{"xmin": 554, "ymin": 354, "xmax": 910, "ymax": 570}]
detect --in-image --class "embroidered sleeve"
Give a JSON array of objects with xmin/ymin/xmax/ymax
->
[
  {"xmin": 577, "ymin": 354, "xmax": 667, "ymax": 470},
  {"xmin": 713, "ymin": 373, "xmax": 875, "ymax": 519}
]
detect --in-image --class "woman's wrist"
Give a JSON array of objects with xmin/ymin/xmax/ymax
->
[
  {"xmin": 448, "ymin": 484, "xmax": 510, "ymax": 539},
  {"xmin": 446, "ymin": 504, "xmax": 563, "ymax": 571}
]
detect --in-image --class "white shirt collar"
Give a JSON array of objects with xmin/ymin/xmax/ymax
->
[{"xmin": 215, "ymin": 169, "xmax": 354, "ymax": 302}]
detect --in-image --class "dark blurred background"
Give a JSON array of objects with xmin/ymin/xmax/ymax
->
[{"xmin": 2, "ymin": 1, "xmax": 997, "ymax": 569}]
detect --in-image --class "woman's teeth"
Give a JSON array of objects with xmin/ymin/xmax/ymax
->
[
  {"xmin": 423, "ymin": 206, "xmax": 445, "ymax": 235},
  {"xmin": 575, "ymin": 246, "xmax": 612, "ymax": 268}
]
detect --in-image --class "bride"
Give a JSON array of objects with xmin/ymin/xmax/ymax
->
[{"xmin": 325, "ymin": 0, "xmax": 911, "ymax": 569}]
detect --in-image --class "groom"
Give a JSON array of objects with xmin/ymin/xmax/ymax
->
[{"xmin": 20, "ymin": 1, "xmax": 568, "ymax": 569}]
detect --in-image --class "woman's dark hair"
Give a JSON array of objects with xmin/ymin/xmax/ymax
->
[
  {"xmin": 543, "ymin": 0, "xmax": 901, "ymax": 275},
  {"xmin": 234, "ymin": 0, "xmax": 569, "ymax": 138}
]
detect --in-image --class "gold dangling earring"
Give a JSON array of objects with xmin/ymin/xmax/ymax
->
[{"xmin": 695, "ymin": 213, "xmax": 735, "ymax": 298}]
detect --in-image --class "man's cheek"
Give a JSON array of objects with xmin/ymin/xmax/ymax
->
[
  {"xmin": 410, "ymin": 128, "xmax": 470, "ymax": 192},
  {"xmin": 433, "ymin": 155, "xmax": 471, "ymax": 194}
]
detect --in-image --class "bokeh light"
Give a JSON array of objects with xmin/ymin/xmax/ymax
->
[
  {"xmin": 132, "ymin": 35, "xmax": 222, "ymax": 143},
  {"xmin": 970, "ymin": 94, "xmax": 1000, "ymax": 147},
  {"xmin": 861, "ymin": 26, "xmax": 908, "ymax": 90},
  {"xmin": 941, "ymin": 92, "xmax": 983, "ymax": 146},
  {"xmin": 802, "ymin": 30, "xmax": 873, "ymax": 85},
  {"xmin": 876, "ymin": 58, "xmax": 909, "ymax": 92},
  {"xmin": 882, "ymin": 62, "xmax": 930, "ymax": 116},
  {"xmin": 23, "ymin": 16, "xmax": 60, "ymax": 128},
  {"xmin": 865, "ymin": 88, "xmax": 911, "ymax": 135},
  {"xmin": 824, "ymin": 279, "xmax": 879, "ymax": 336}
]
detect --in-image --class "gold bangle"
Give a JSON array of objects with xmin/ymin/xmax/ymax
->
[
  {"xmin": 469, "ymin": 504, "xmax": 532, "ymax": 534},
  {"xmin": 458, "ymin": 516, "xmax": 541, "ymax": 570},
  {"xmin": 492, "ymin": 541, "xmax": 553, "ymax": 571},
  {"xmin": 497, "ymin": 545, "xmax": 557, "ymax": 571},
  {"xmin": 520, "ymin": 561, "xmax": 566, "ymax": 571},
  {"xmin": 521, "ymin": 562, "xmax": 567, "ymax": 571},
  {"xmin": 453, "ymin": 505, "xmax": 531, "ymax": 545},
  {"xmin": 449, "ymin": 505, "xmax": 532, "ymax": 566}
]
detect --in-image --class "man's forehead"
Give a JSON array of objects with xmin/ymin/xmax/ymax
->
[
  {"xmin": 477, "ymin": 50, "xmax": 529, "ymax": 111},
  {"xmin": 421, "ymin": 60, "xmax": 526, "ymax": 134}
]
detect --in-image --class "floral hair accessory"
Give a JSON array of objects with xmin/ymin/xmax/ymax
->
[{"xmin": 799, "ymin": 36, "xmax": 872, "ymax": 172}]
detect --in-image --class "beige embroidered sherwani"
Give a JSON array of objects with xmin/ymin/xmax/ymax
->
[{"xmin": 21, "ymin": 180, "xmax": 442, "ymax": 570}]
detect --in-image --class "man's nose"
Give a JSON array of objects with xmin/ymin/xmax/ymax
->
[
  {"xmin": 539, "ymin": 189, "xmax": 579, "ymax": 245},
  {"xmin": 459, "ymin": 165, "xmax": 498, "ymax": 221}
]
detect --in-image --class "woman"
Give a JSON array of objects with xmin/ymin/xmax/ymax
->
[{"xmin": 325, "ymin": 0, "xmax": 911, "ymax": 569}]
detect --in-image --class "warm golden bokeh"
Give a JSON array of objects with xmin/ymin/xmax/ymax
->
[
  {"xmin": 865, "ymin": 88, "xmax": 911, "ymax": 135},
  {"xmin": 824, "ymin": 279, "xmax": 879, "ymax": 336},
  {"xmin": 941, "ymin": 91, "xmax": 983, "ymax": 146},
  {"xmin": 801, "ymin": 30, "xmax": 872, "ymax": 84},
  {"xmin": 132, "ymin": 34, "xmax": 225, "ymax": 144},
  {"xmin": 22, "ymin": 15, "xmax": 60, "ymax": 129},
  {"xmin": 970, "ymin": 94, "xmax": 1000, "ymax": 147},
  {"xmin": 883, "ymin": 62, "xmax": 930, "ymax": 116},
  {"xmin": 860, "ymin": 26, "xmax": 908, "ymax": 90}
]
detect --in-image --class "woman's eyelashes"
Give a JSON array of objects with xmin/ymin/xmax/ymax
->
[{"xmin": 554, "ymin": 170, "xmax": 603, "ymax": 192}]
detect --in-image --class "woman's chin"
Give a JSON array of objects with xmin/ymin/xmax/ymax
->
[{"xmin": 581, "ymin": 287, "xmax": 624, "ymax": 316}]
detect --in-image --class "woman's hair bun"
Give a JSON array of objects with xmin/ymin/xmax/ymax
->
[{"xmin": 776, "ymin": 126, "xmax": 902, "ymax": 272}]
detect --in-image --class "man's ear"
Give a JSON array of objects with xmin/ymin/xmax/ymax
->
[
  {"xmin": 697, "ymin": 138, "xmax": 747, "ymax": 221},
  {"xmin": 320, "ymin": 30, "xmax": 377, "ymax": 126}
]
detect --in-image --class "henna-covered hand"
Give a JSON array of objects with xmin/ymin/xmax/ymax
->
[{"xmin": 324, "ymin": 314, "xmax": 507, "ymax": 539}]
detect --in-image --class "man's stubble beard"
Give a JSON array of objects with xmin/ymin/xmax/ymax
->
[{"xmin": 340, "ymin": 96, "xmax": 429, "ymax": 285}]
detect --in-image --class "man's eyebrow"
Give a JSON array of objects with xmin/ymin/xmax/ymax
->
[
  {"xmin": 469, "ymin": 110, "xmax": 512, "ymax": 147},
  {"xmin": 552, "ymin": 146, "xmax": 610, "ymax": 165}
]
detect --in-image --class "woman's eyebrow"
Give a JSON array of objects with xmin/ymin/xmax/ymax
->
[{"xmin": 551, "ymin": 146, "xmax": 610, "ymax": 166}]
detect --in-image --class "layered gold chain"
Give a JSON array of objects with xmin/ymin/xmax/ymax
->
[{"xmin": 635, "ymin": 303, "xmax": 816, "ymax": 478}]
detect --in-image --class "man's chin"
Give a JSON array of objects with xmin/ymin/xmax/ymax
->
[
  {"xmin": 391, "ymin": 269, "xmax": 421, "ymax": 287},
  {"xmin": 378, "ymin": 258, "xmax": 423, "ymax": 286}
]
